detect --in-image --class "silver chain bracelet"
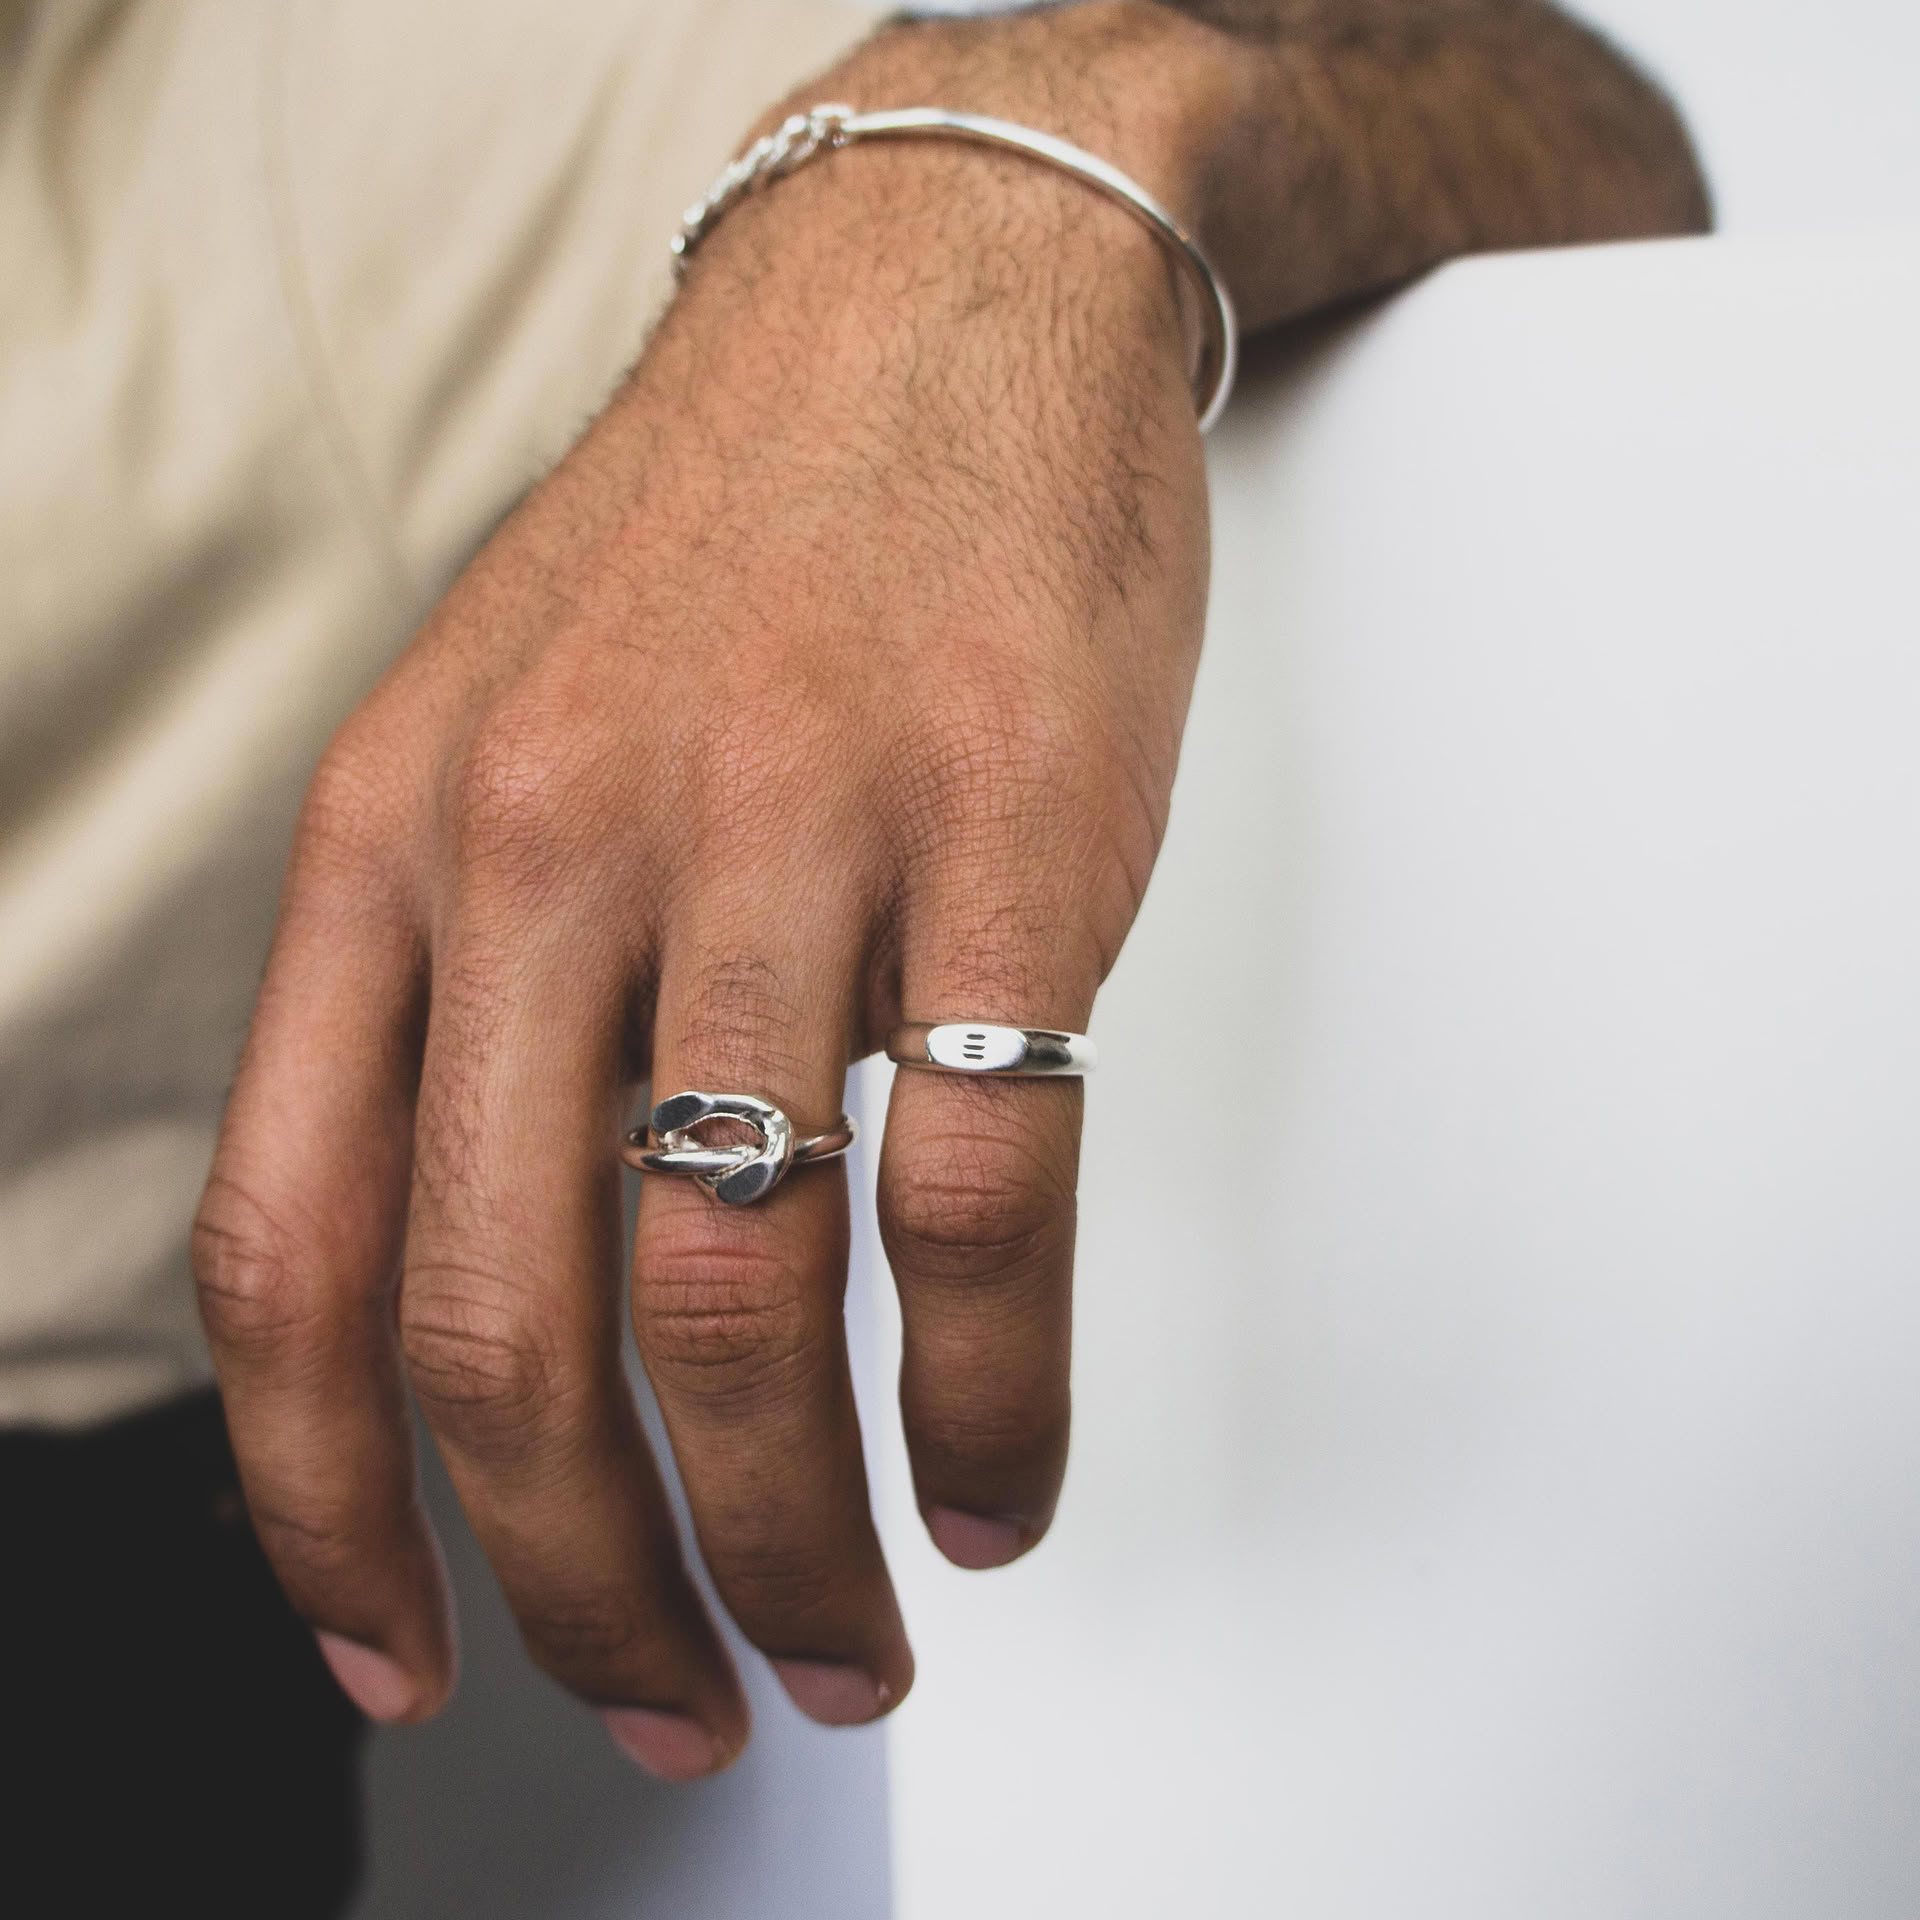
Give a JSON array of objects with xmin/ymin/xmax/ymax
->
[{"xmin": 671, "ymin": 104, "xmax": 1238, "ymax": 432}]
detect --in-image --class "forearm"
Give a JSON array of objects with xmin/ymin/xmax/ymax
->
[{"xmin": 781, "ymin": 0, "xmax": 1708, "ymax": 334}]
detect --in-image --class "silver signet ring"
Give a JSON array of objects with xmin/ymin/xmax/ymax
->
[{"xmin": 885, "ymin": 1023, "xmax": 1097, "ymax": 1077}]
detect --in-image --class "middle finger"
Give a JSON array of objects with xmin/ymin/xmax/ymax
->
[{"xmin": 632, "ymin": 896, "xmax": 912, "ymax": 1727}]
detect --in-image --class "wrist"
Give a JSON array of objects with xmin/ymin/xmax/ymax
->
[
  {"xmin": 701, "ymin": 6, "xmax": 1245, "ymax": 417},
  {"xmin": 660, "ymin": 7, "xmax": 1238, "ymax": 447}
]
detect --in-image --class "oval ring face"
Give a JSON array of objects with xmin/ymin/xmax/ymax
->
[{"xmin": 925, "ymin": 1024, "xmax": 1030, "ymax": 1072}]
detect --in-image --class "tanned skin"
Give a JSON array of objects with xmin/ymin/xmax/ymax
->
[{"xmin": 195, "ymin": 2, "xmax": 1709, "ymax": 1779}]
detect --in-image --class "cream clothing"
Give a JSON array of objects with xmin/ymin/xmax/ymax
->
[{"xmin": 0, "ymin": 0, "xmax": 868, "ymax": 1427}]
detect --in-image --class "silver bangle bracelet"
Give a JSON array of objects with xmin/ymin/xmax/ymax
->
[{"xmin": 672, "ymin": 104, "xmax": 1238, "ymax": 432}]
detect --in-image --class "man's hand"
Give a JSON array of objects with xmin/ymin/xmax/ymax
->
[{"xmin": 193, "ymin": 1, "xmax": 1706, "ymax": 1777}]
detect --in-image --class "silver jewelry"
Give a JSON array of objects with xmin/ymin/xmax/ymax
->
[
  {"xmin": 622, "ymin": 1091, "xmax": 856, "ymax": 1207},
  {"xmin": 671, "ymin": 104, "xmax": 1238, "ymax": 432},
  {"xmin": 886, "ymin": 1022, "xmax": 1097, "ymax": 1077}
]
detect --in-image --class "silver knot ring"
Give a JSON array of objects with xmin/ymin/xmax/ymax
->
[
  {"xmin": 885, "ymin": 1022, "xmax": 1097, "ymax": 1077},
  {"xmin": 621, "ymin": 1091, "xmax": 856, "ymax": 1207}
]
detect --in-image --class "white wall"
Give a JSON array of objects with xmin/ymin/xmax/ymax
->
[{"xmin": 883, "ymin": 225, "xmax": 1920, "ymax": 1919}]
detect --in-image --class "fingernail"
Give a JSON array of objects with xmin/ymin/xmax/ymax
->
[
  {"xmin": 926, "ymin": 1506, "xmax": 1030, "ymax": 1570},
  {"xmin": 315, "ymin": 1630, "xmax": 420, "ymax": 1722},
  {"xmin": 601, "ymin": 1707, "xmax": 727, "ymax": 1782},
  {"xmin": 771, "ymin": 1658, "xmax": 893, "ymax": 1726}
]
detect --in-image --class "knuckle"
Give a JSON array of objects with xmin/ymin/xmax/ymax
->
[
  {"xmin": 670, "ymin": 949, "xmax": 812, "ymax": 1093},
  {"xmin": 912, "ymin": 907, "xmax": 1087, "ymax": 1017},
  {"xmin": 634, "ymin": 1234, "xmax": 817, "ymax": 1414},
  {"xmin": 913, "ymin": 686, "xmax": 1081, "ymax": 832},
  {"xmin": 446, "ymin": 702, "xmax": 593, "ymax": 888},
  {"xmin": 192, "ymin": 1176, "xmax": 335, "ymax": 1359},
  {"xmin": 910, "ymin": 1389, "xmax": 1070, "ymax": 1487},
  {"xmin": 297, "ymin": 734, "xmax": 412, "ymax": 880},
  {"xmin": 515, "ymin": 1588, "xmax": 652, "ymax": 1683},
  {"xmin": 705, "ymin": 1536, "xmax": 842, "ymax": 1639},
  {"xmin": 243, "ymin": 1490, "xmax": 370, "ymax": 1592},
  {"xmin": 399, "ymin": 1266, "xmax": 566, "ymax": 1459},
  {"xmin": 1076, "ymin": 743, "xmax": 1171, "ymax": 947},
  {"xmin": 681, "ymin": 694, "xmax": 835, "ymax": 854},
  {"xmin": 882, "ymin": 1132, "xmax": 1072, "ymax": 1286},
  {"xmin": 898, "ymin": 694, "xmax": 1156, "ymax": 986}
]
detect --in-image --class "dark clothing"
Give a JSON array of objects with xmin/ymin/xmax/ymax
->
[{"xmin": 3, "ymin": 1389, "xmax": 366, "ymax": 1917}]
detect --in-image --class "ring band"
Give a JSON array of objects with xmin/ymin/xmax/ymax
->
[
  {"xmin": 620, "ymin": 1091, "xmax": 855, "ymax": 1207},
  {"xmin": 885, "ymin": 1022, "xmax": 1097, "ymax": 1078}
]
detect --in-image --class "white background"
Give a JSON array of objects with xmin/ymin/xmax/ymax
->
[{"xmin": 881, "ymin": 226, "xmax": 1920, "ymax": 1918}]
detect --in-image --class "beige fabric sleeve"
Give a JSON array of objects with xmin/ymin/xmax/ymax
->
[{"xmin": 0, "ymin": 0, "xmax": 869, "ymax": 1428}]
